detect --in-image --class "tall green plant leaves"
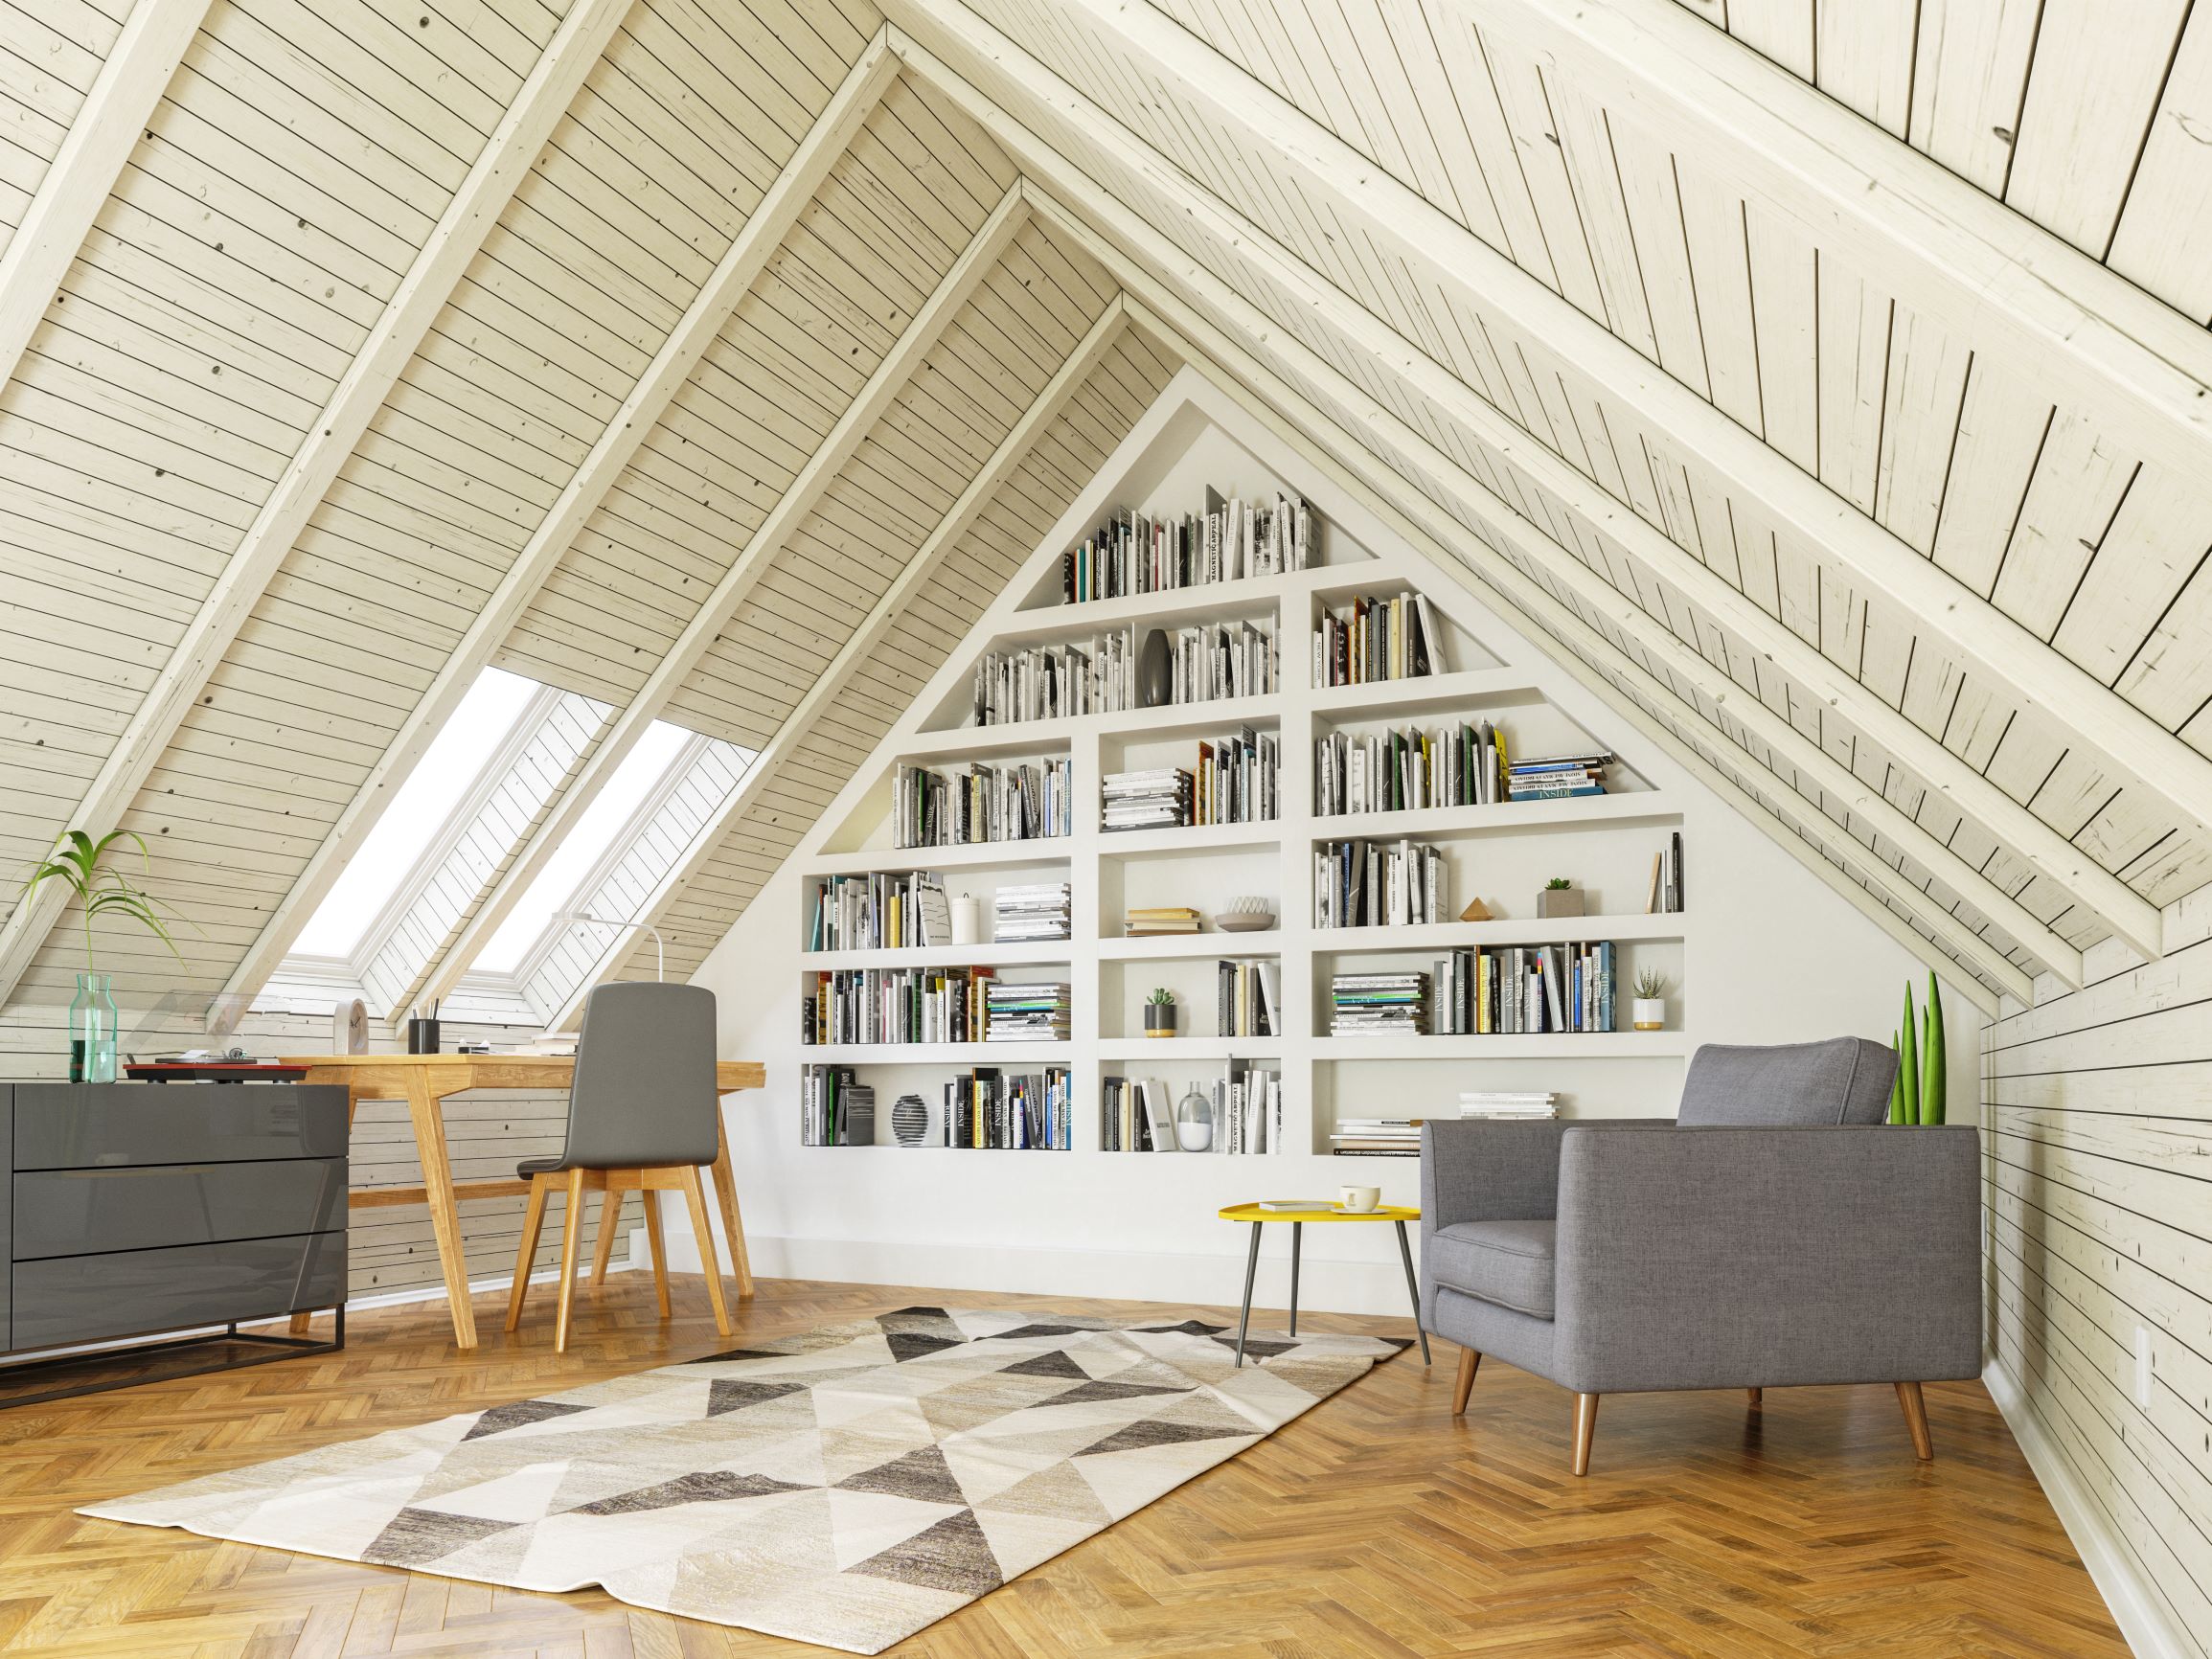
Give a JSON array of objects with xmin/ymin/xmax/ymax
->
[
  {"xmin": 20, "ymin": 830, "xmax": 184, "ymax": 972},
  {"xmin": 1897, "ymin": 984, "xmax": 1920, "ymax": 1125},
  {"xmin": 1921, "ymin": 974, "xmax": 1947, "ymax": 1125}
]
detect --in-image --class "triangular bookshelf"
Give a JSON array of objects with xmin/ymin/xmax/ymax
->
[{"xmin": 788, "ymin": 366, "xmax": 1693, "ymax": 1162}]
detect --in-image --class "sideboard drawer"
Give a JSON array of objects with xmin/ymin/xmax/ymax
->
[
  {"xmin": 13, "ymin": 1158, "xmax": 347, "ymax": 1261},
  {"xmin": 11, "ymin": 1232, "xmax": 346, "ymax": 1352},
  {"xmin": 13, "ymin": 1084, "xmax": 348, "ymax": 1170}
]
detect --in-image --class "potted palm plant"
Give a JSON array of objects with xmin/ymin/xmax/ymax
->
[{"xmin": 24, "ymin": 830, "xmax": 184, "ymax": 1082}]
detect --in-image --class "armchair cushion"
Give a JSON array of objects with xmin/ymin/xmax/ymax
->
[
  {"xmin": 1428, "ymin": 1219, "xmax": 1556, "ymax": 1318},
  {"xmin": 1676, "ymin": 1036, "xmax": 1897, "ymax": 1126}
]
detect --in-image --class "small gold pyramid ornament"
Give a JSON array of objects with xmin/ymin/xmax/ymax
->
[{"xmin": 1459, "ymin": 897, "xmax": 1494, "ymax": 921}]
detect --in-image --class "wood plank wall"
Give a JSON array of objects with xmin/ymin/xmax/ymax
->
[{"xmin": 1984, "ymin": 882, "xmax": 2212, "ymax": 1653}]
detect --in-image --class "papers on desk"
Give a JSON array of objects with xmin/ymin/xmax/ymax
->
[{"xmin": 514, "ymin": 1033, "xmax": 579, "ymax": 1056}]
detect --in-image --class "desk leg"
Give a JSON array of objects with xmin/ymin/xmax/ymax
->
[
  {"xmin": 1288, "ymin": 1221, "xmax": 1301, "ymax": 1337},
  {"xmin": 709, "ymin": 1118, "xmax": 754, "ymax": 1298},
  {"xmin": 1234, "ymin": 1222, "xmax": 1263, "ymax": 1369},
  {"xmin": 408, "ymin": 1073, "xmax": 479, "ymax": 1349},
  {"xmin": 1393, "ymin": 1219, "xmax": 1430, "ymax": 1365}
]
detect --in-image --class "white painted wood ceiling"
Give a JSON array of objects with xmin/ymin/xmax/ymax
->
[{"xmin": 0, "ymin": 0, "xmax": 2206, "ymax": 1023}]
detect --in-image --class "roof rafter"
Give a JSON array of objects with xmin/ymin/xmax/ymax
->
[
  {"xmin": 1471, "ymin": 0, "xmax": 2212, "ymax": 481},
  {"xmin": 0, "ymin": 0, "xmax": 638, "ymax": 1012},
  {"xmin": 548, "ymin": 294, "xmax": 1138, "ymax": 1025},
  {"xmin": 0, "ymin": 0, "xmax": 216, "ymax": 392},
  {"xmin": 409, "ymin": 183, "xmax": 1034, "ymax": 1015},
  {"xmin": 209, "ymin": 33, "xmax": 904, "ymax": 1029},
  {"xmin": 884, "ymin": 35, "xmax": 2035, "ymax": 1001},
  {"xmin": 883, "ymin": 5, "xmax": 2163, "ymax": 967},
  {"xmin": 884, "ymin": 0, "xmax": 2212, "ymax": 926}
]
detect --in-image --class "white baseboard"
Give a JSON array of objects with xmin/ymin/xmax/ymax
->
[
  {"xmin": 1983, "ymin": 1359, "xmax": 2195, "ymax": 1659},
  {"xmin": 739, "ymin": 1232, "xmax": 1421, "ymax": 1317}
]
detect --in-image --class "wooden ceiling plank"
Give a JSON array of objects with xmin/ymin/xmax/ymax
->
[
  {"xmin": 0, "ymin": 0, "xmax": 217, "ymax": 394},
  {"xmin": 205, "ymin": 30, "xmax": 903, "ymax": 1027},
  {"xmin": 891, "ymin": 4, "xmax": 2167, "ymax": 966},
  {"xmin": 407, "ymin": 180, "xmax": 1029, "ymax": 1017},
  {"xmin": 542, "ymin": 295, "xmax": 1132, "ymax": 1027}
]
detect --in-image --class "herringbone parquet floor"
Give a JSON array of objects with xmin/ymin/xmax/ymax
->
[{"xmin": 0, "ymin": 1274, "xmax": 2128, "ymax": 1658}]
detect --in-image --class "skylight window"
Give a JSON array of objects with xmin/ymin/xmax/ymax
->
[
  {"xmin": 473, "ymin": 719, "xmax": 695, "ymax": 973},
  {"xmin": 289, "ymin": 668, "xmax": 539, "ymax": 958}
]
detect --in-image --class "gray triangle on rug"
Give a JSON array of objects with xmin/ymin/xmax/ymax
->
[{"xmin": 76, "ymin": 1309, "xmax": 1404, "ymax": 1655}]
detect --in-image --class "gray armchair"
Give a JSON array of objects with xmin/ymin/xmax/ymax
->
[{"xmin": 1421, "ymin": 1037, "xmax": 1981, "ymax": 1474}]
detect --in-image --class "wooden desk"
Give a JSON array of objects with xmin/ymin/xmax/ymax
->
[{"xmin": 281, "ymin": 1054, "xmax": 765, "ymax": 1349}]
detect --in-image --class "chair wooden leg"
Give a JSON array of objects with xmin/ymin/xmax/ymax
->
[
  {"xmin": 642, "ymin": 1192, "xmax": 672, "ymax": 1318},
  {"xmin": 1450, "ymin": 1347, "xmax": 1480, "ymax": 1416},
  {"xmin": 1746, "ymin": 1386, "xmax": 1763, "ymax": 1408},
  {"xmin": 504, "ymin": 1177, "xmax": 550, "ymax": 1332},
  {"xmin": 554, "ymin": 1169, "xmax": 586, "ymax": 1354},
  {"xmin": 1895, "ymin": 1380, "xmax": 1934, "ymax": 1461},
  {"xmin": 1571, "ymin": 1393, "xmax": 1601, "ymax": 1476},
  {"xmin": 589, "ymin": 1188, "xmax": 624, "ymax": 1286},
  {"xmin": 680, "ymin": 1167, "xmax": 733, "ymax": 1336}
]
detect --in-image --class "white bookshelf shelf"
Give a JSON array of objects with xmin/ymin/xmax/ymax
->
[
  {"xmin": 1098, "ymin": 932, "xmax": 1283, "ymax": 959},
  {"xmin": 802, "ymin": 943, "xmax": 1074, "ymax": 970},
  {"xmin": 1311, "ymin": 1034, "xmax": 1692, "ymax": 1060},
  {"xmin": 807, "ymin": 841, "xmax": 1073, "ymax": 875},
  {"xmin": 1308, "ymin": 794, "xmax": 1679, "ymax": 839},
  {"xmin": 803, "ymin": 1042, "xmax": 1072, "ymax": 1064},
  {"xmin": 913, "ymin": 694, "xmax": 1284, "ymax": 754},
  {"xmin": 1311, "ymin": 668, "xmax": 1541, "ymax": 717},
  {"xmin": 1097, "ymin": 821, "xmax": 1281, "ymax": 857},
  {"xmin": 1099, "ymin": 1037, "xmax": 1285, "ymax": 1060},
  {"xmin": 1001, "ymin": 564, "xmax": 1339, "ymax": 638},
  {"xmin": 1311, "ymin": 914, "xmax": 1687, "ymax": 948}
]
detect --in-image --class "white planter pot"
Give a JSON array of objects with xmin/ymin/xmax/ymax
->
[
  {"xmin": 1631, "ymin": 997, "xmax": 1666, "ymax": 1032},
  {"xmin": 950, "ymin": 896, "xmax": 983, "ymax": 946}
]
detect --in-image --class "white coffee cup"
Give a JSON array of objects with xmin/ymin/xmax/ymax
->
[{"xmin": 1337, "ymin": 1184, "xmax": 1380, "ymax": 1212}]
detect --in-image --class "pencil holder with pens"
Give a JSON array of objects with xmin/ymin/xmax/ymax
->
[{"xmin": 406, "ymin": 1015, "xmax": 440, "ymax": 1054}]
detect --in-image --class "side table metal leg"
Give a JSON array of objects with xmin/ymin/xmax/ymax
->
[
  {"xmin": 1394, "ymin": 1219, "xmax": 1431, "ymax": 1364},
  {"xmin": 1235, "ymin": 1222, "xmax": 1263, "ymax": 1367},
  {"xmin": 1288, "ymin": 1221, "xmax": 1302, "ymax": 1337}
]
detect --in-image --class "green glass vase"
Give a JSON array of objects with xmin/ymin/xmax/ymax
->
[{"xmin": 70, "ymin": 970, "xmax": 118, "ymax": 1083}]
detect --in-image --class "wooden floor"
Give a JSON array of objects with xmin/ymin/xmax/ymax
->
[{"xmin": 0, "ymin": 1273, "xmax": 2127, "ymax": 1658}]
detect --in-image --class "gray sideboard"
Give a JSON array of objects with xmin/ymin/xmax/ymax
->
[{"xmin": 1, "ymin": 1082, "xmax": 349, "ymax": 1389}]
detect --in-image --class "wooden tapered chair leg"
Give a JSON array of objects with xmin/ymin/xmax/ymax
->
[
  {"xmin": 1450, "ymin": 1347, "xmax": 1480, "ymax": 1416},
  {"xmin": 505, "ymin": 1176, "xmax": 551, "ymax": 1331},
  {"xmin": 1571, "ymin": 1393, "xmax": 1601, "ymax": 1476},
  {"xmin": 589, "ymin": 1187, "xmax": 625, "ymax": 1286},
  {"xmin": 642, "ymin": 1190, "xmax": 672, "ymax": 1318},
  {"xmin": 680, "ymin": 1166, "xmax": 733, "ymax": 1336},
  {"xmin": 1746, "ymin": 1387, "xmax": 1763, "ymax": 1408},
  {"xmin": 554, "ymin": 1169, "xmax": 587, "ymax": 1354},
  {"xmin": 1895, "ymin": 1381, "xmax": 1934, "ymax": 1461}
]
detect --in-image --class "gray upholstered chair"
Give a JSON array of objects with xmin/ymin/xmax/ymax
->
[
  {"xmin": 505, "ymin": 982, "xmax": 732, "ymax": 1352},
  {"xmin": 1421, "ymin": 1037, "xmax": 1980, "ymax": 1474}
]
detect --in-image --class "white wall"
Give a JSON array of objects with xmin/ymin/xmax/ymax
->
[{"xmin": 680, "ymin": 375, "xmax": 1982, "ymax": 1317}]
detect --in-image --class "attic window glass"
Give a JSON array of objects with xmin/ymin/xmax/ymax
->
[
  {"xmin": 289, "ymin": 669, "xmax": 539, "ymax": 958},
  {"xmin": 472, "ymin": 719, "xmax": 694, "ymax": 973}
]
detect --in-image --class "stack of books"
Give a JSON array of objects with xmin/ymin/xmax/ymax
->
[
  {"xmin": 1329, "ymin": 1115, "xmax": 1423, "ymax": 1156},
  {"xmin": 940, "ymin": 1066, "xmax": 1070, "ymax": 1149},
  {"xmin": 1314, "ymin": 720, "xmax": 1508, "ymax": 813},
  {"xmin": 1102, "ymin": 1062, "xmax": 1283, "ymax": 1152},
  {"xmin": 810, "ymin": 871, "xmax": 949, "ymax": 950},
  {"xmin": 1103, "ymin": 768, "xmax": 1193, "ymax": 831},
  {"xmin": 992, "ymin": 882, "xmax": 1070, "ymax": 942},
  {"xmin": 1196, "ymin": 728, "xmax": 1278, "ymax": 823},
  {"xmin": 805, "ymin": 966, "xmax": 989, "ymax": 1045},
  {"xmin": 1648, "ymin": 831, "xmax": 1685, "ymax": 913},
  {"xmin": 1315, "ymin": 837, "xmax": 1449, "ymax": 927},
  {"xmin": 1329, "ymin": 971, "xmax": 1428, "ymax": 1035},
  {"xmin": 800, "ymin": 1067, "xmax": 876, "ymax": 1147},
  {"xmin": 1217, "ymin": 958, "xmax": 1281, "ymax": 1037},
  {"xmin": 895, "ymin": 759, "xmax": 1070, "ymax": 847},
  {"xmin": 984, "ymin": 981, "xmax": 1072, "ymax": 1042},
  {"xmin": 1431, "ymin": 942, "xmax": 1618, "ymax": 1034},
  {"xmin": 1165, "ymin": 619, "xmax": 1279, "ymax": 702},
  {"xmin": 1060, "ymin": 493, "xmax": 1312, "ymax": 603},
  {"xmin": 1125, "ymin": 904, "xmax": 1200, "ymax": 937},
  {"xmin": 1459, "ymin": 1091, "xmax": 1559, "ymax": 1119},
  {"xmin": 1507, "ymin": 751, "xmax": 1611, "ymax": 802},
  {"xmin": 1313, "ymin": 590, "xmax": 1444, "ymax": 685},
  {"xmin": 972, "ymin": 631, "xmax": 1137, "ymax": 722}
]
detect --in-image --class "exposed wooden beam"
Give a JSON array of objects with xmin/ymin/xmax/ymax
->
[
  {"xmin": 1470, "ymin": 0, "xmax": 2212, "ymax": 484},
  {"xmin": 410, "ymin": 184, "xmax": 1033, "ymax": 1013},
  {"xmin": 0, "ymin": 0, "xmax": 639, "ymax": 1014},
  {"xmin": 888, "ymin": 0, "xmax": 2209, "ymax": 929},
  {"xmin": 545, "ymin": 295, "xmax": 1136, "ymax": 1026},
  {"xmin": 208, "ymin": 33, "xmax": 903, "ymax": 1028},
  {"xmin": 0, "ymin": 0, "xmax": 215, "ymax": 393},
  {"xmin": 1112, "ymin": 287, "xmax": 2021, "ymax": 1011},
  {"xmin": 885, "ymin": 11, "xmax": 2167, "ymax": 966}
]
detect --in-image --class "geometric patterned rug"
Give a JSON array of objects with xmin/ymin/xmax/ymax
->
[{"xmin": 81, "ymin": 1307, "xmax": 1407, "ymax": 1653}]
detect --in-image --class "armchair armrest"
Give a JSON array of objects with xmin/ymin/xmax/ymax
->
[{"xmin": 1553, "ymin": 1125, "xmax": 1981, "ymax": 1394}]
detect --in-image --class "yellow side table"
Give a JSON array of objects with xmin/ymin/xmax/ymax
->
[{"xmin": 1219, "ymin": 1202, "xmax": 1429, "ymax": 1367}]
